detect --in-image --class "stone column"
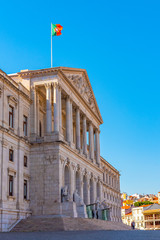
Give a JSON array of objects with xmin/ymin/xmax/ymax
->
[
  {"xmin": 70, "ymin": 100, "xmax": 73, "ymax": 143},
  {"xmin": 82, "ymin": 115, "xmax": 87, "ymax": 155},
  {"xmin": 89, "ymin": 122, "xmax": 94, "ymax": 160},
  {"xmin": 76, "ymin": 108, "xmax": 80, "ymax": 150},
  {"xmin": 66, "ymin": 96, "xmax": 71, "ymax": 143},
  {"xmin": 59, "ymin": 87, "xmax": 62, "ymax": 134},
  {"xmin": 53, "ymin": 82, "xmax": 59, "ymax": 132},
  {"xmin": 45, "ymin": 83, "xmax": 52, "ymax": 133},
  {"xmin": 95, "ymin": 129, "xmax": 100, "ymax": 165}
]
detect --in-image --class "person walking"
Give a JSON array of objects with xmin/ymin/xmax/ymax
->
[{"xmin": 131, "ymin": 220, "xmax": 135, "ymax": 230}]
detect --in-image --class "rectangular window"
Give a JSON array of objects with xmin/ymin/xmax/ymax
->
[
  {"xmin": 24, "ymin": 180, "xmax": 27, "ymax": 200},
  {"xmin": 9, "ymin": 149, "xmax": 14, "ymax": 162},
  {"xmin": 23, "ymin": 115, "xmax": 28, "ymax": 136},
  {"xmin": 24, "ymin": 156, "xmax": 27, "ymax": 167},
  {"xmin": 9, "ymin": 175, "xmax": 13, "ymax": 196},
  {"xmin": 9, "ymin": 105, "xmax": 14, "ymax": 128}
]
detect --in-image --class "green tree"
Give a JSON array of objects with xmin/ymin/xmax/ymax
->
[{"xmin": 134, "ymin": 201, "xmax": 153, "ymax": 207}]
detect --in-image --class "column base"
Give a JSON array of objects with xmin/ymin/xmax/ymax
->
[{"xmin": 44, "ymin": 132, "xmax": 64, "ymax": 142}]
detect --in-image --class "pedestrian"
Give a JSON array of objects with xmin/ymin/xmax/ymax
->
[{"xmin": 131, "ymin": 220, "xmax": 135, "ymax": 230}]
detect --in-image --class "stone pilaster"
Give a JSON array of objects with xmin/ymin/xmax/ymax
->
[
  {"xmin": 30, "ymin": 86, "xmax": 37, "ymax": 136},
  {"xmin": 59, "ymin": 87, "xmax": 62, "ymax": 134},
  {"xmin": 82, "ymin": 115, "xmax": 87, "ymax": 155},
  {"xmin": 89, "ymin": 122, "xmax": 94, "ymax": 160},
  {"xmin": 70, "ymin": 100, "xmax": 73, "ymax": 143},
  {"xmin": 93, "ymin": 178, "xmax": 97, "ymax": 203},
  {"xmin": 45, "ymin": 83, "xmax": 52, "ymax": 134},
  {"xmin": 95, "ymin": 129, "xmax": 100, "ymax": 165},
  {"xmin": 80, "ymin": 172, "xmax": 83, "ymax": 200},
  {"xmin": 76, "ymin": 108, "xmax": 80, "ymax": 150},
  {"xmin": 66, "ymin": 96, "xmax": 71, "ymax": 143},
  {"xmin": 36, "ymin": 93, "xmax": 39, "ymax": 136},
  {"xmin": 87, "ymin": 176, "xmax": 90, "ymax": 205},
  {"xmin": 53, "ymin": 82, "xmax": 59, "ymax": 132}
]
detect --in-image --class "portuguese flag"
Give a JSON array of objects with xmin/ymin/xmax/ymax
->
[{"xmin": 51, "ymin": 24, "xmax": 63, "ymax": 36}]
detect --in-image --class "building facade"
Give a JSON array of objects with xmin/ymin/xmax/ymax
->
[
  {"xmin": 0, "ymin": 67, "xmax": 121, "ymax": 231},
  {"xmin": 143, "ymin": 204, "xmax": 160, "ymax": 230}
]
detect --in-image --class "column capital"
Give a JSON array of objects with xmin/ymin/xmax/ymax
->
[
  {"xmin": 95, "ymin": 128, "xmax": 100, "ymax": 134},
  {"xmin": 76, "ymin": 106, "xmax": 80, "ymax": 111},
  {"xmin": 82, "ymin": 114, "xmax": 86, "ymax": 120},
  {"xmin": 30, "ymin": 85, "xmax": 36, "ymax": 91},
  {"xmin": 88, "ymin": 120, "xmax": 93, "ymax": 126},
  {"xmin": 53, "ymin": 81, "xmax": 59, "ymax": 88},
  {"xmin": 66, "ymin": 95, "xmax": 70, "ymax": 101},
  {"xmin": 44, "ymin": 82, "xmax": 52, "ymax": 89}
]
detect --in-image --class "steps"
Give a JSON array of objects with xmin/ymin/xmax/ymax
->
[{"xmin": 12, "ymin": 217, "xmax": 131, "ymax": 232}]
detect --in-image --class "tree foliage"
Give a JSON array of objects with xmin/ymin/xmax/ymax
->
[{"xmin": 134, "ymin": 201, "xmax": 153, "ymax": 207}]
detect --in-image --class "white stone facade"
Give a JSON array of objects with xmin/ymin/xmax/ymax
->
[{"xmin": 0, "ymin": 67, "xmax": 121, "ymax": 231}]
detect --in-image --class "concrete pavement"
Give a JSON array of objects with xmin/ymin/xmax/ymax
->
[{"xmin": 0, "ymin": 230, "xmax": 160, "ymax": 240}]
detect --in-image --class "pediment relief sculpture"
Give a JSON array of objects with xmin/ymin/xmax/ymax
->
[{"xmin": 65, "ymin": 73, "xmax": 96, "ymax": 112}]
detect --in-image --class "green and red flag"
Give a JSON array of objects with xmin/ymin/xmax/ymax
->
[{"xmin": 51, "ymin": 24, "xmax": 63, "ymax": 36}]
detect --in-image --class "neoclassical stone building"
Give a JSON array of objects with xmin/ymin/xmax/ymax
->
[{"xmin": 0, "ymin": 67, "xmax": 121, "ymax": 231}]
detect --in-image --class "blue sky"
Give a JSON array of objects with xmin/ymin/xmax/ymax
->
[{"xmin": 0, "ymin": 0, "xmax": 160, "ymax": 195}]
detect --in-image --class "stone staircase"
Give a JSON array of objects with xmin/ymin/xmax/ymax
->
[{"xmin": 11, "ymin": 216, "xmax": 131, "ymax": 232}]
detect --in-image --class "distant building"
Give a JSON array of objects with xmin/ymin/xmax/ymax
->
[
  {"xmin": 143, "ymin": 204, "xmax": 160, "ymax": 230},
  {"xmin": 121, "ymin": 206, "xmax": 132, "ymax": 225},
  {"xmin": 121, "ymin": 192, "xmax": 127, "ymax": 201},
  {"xmin": 132, "ymin": 205, "xmax": 150, "ymax": 229},
  {"xmin": 158, "ymin": 192, "xmax": 160, "ymax": 204}
]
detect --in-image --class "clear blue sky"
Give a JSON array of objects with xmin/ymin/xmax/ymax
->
[{"xmin": 0, "ymin": 0, "xmax": 160, "ymax": 195}]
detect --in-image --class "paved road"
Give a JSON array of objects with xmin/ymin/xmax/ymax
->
[{"xmin": 0, "ymin": 231, "xmax": 160, "ymax": 240}]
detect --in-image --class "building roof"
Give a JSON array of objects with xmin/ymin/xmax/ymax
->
[
  {"xmin": 143, "ymin": 204, "xmax": 160, "ymax": 214},
  {"xmin": 145, "ymin": 204, "xmax": 160, "ymax": 210},
  {"xmin": 121, "ymin": 206, "xmax": 130, "ymax": 210},
  {"xmin": 140, "ymin": 204, "xmax": 152, "ymax": 208},
  {"xmin": 125, "ymin": 212, "xmax": 132, "ymax": 216}
]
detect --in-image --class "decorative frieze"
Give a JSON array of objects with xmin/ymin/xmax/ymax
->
[{"xmin": 66, "ymin": 73, "xmax": 96, "ymax": 111}]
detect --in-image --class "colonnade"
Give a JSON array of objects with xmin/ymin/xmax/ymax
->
[
  {"xmin": 31, "ymin": 82, "xmax": 100, "ymax": 165},
  {"xmin": 64, "ymin": 164, "xmax": 102, "ymax": 205}
]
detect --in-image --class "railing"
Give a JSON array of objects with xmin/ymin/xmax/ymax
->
[{"xmin": 145, "ymin": 216, "xmax": 154, "ymax": 220}]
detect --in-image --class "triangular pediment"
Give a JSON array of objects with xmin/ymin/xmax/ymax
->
[{"xmin": 60, "ymin": 68, "xmax": 103, "ymax": 124}]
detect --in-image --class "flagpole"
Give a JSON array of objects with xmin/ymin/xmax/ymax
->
[{"xmin": 51, "ymin": 23, "xmax": 52, "ymax": 68}]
